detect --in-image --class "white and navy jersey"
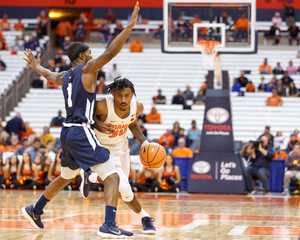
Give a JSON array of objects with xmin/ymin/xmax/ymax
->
[
  {"xmin": 95, "ymin": 96, "xmax": 137, "ymax": 151},
  {"xmin": 62, "ymin": 65, "xmax": 96, "ymax": 125}
]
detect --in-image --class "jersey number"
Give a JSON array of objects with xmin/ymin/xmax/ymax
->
[
  {"xmin": 67, "ymin": 83, "xmax": 73, "ymax": 107},
  {"xmin": 109, "ymin": 127, "xmax": 128, "ymax": 138}
]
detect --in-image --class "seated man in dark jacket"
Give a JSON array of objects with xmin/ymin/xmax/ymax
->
[{"xmin": 244, "ymin": 136, "xmax": 275, "ymax": 195}]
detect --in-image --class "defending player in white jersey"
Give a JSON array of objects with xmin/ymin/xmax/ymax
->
[{"xmin": 80, "ymin": 78, "xmax": 156, "ymax": 234}]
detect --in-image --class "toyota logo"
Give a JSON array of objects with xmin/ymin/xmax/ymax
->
[
  {"xmin": 206, "ymin": 107, "xmax": 229, "ymax": 124},
  {"xmin": 192, "ymin": 161, "xmax": 211, "ymax": 174}
]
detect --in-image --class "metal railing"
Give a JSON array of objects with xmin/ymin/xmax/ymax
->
[{"xmin": 0, "ymin": 39, "xmax": 52, "ymax": 119}]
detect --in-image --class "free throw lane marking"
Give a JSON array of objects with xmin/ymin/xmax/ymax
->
[
  {"xmin": 180, "ymin": 220, "xmax": 208, "ymax": 230},
  {"xmin": 227, "ymin": 226, "xmax": 248, "ymax": 235}
]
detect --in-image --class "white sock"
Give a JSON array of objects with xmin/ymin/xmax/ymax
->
[
  {"xmin": 137, "ymin": 208, "xmax": 150, "ymax": 219},
  {"xmin": 89, "ymin": 172, "xmax": 99, "ymax": 183}
]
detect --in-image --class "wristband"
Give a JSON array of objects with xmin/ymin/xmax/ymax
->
[{"xmin": 141, "ymin": 140, "xmax": 149, "ymax": 148}]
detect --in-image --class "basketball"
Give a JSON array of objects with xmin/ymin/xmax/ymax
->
[{"xmin": 139, "ymin": 143, "xmax": 166, "ymax": 170}]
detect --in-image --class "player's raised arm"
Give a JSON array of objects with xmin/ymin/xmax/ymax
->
[
  {"xmin": 83, "ymin": 2, "xmax": 140, "ymax": 73},
  {"xmin": 23, "ymin": 48, "xmax": 66, "ymax": 86},
  {"xmin": 129, "ymin": 101, "xmax": 148, "ymax": 146}
]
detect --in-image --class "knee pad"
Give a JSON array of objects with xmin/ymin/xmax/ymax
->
[{"xmin": 116, "ymin": 167, "xmax": 134, "ymax": 202}]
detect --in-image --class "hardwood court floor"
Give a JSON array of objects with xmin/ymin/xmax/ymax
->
[{"xmin": 1, "ymin": 190, "xmax": 300, "ymax": 240}]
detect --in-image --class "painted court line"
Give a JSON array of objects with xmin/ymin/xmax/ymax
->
[
  {"xmin": 227, "ymin": 226, "xmax": 248, "ymax": 235},
  {"xmin": 180, "ymin": 220, "xmax": 208, "ymax": 230}
]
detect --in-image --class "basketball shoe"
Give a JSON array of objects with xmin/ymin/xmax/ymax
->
[
  {"xmin": 80, "ymin": 169, "xmax": 92, "ymax": 199},
  {"xmin": 98, "ymin": 222, "xmax": 133, "ymax": 238},
  {"xmin": 21, "ymin": 205, "xmax": 44, "ymax": 229},
  {"xmin": 142, "ymin": 217, "xmax": 156, "ymax": 234}
]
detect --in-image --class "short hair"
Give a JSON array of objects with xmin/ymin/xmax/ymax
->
[
  {"xmin": 33, "ymin": 138, "xmax": 41, "ymax": 143},
  {"xmin": 106, "ymin": 78, "xmax": 136, "ymax": 96},
  {"xmin": 67, "ymin": 42, "xmax": 84, "ymax": 63}
]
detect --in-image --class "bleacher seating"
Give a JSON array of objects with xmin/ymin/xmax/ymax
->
[{"xmin": 4, "ymin": 48, "xmax": 300, "ymax": 143}]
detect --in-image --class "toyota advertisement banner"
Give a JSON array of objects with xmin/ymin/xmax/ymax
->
[
  {"xmin": 188, "ymin": 152, "xmax": 245, "ymax": 194},
  {"xmin": 200, "ymin": 89, "xmax": 235, "ymax": 153}
]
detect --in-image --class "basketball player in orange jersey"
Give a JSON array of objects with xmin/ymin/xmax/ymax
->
[{"xmin": 80, "ymin": 78, "xmax": 156, "ymax": 234}]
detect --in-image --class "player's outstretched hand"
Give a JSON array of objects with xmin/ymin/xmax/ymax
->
[
  {"xmin": 94, "ymin": 121, "xmax": 116, "ymax": 134},
  {"xmin": 129, "ymin": 1, "xmax": 140, "ymax": 27},
  {"xmin": 23, "ymin": 48, "xmax": 41, "ymax": 70}
]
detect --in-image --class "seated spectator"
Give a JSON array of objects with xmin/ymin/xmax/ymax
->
[
  {"xmin": 259, "ymin": 126, "xmax": 274, "ymax": 146},
  {"xmin": 286, "ymin": 60, "xmax": 297, "ymax": 75},
  {"xmin": 58, "ymin": 59, "xmax": 71, "ymax": 72},
  {"xmin": 5, "ymin": 112, "xmax": 26, "ymax": 140},
  {"xmin": 31, "ymin": 75, "xmax": 44, "ymax": 88},
  {"xmin": 265, "ymin": 82, "xmax": 275, "ymax": 92},
  {"xmin": 56, "ymin": 17, "xmax": 72, "ymax": 49},
  {"xmin": 0, "ymin": 14, "xmax": 11, "ymax": 30},
  {"xmin": 288, "ymin": 23, "xmax": 299, "ymax": 45},
  {"xmin": 112, "ymin": 20, "xmax": 124, "ymax": 38},
  {"xmin": 193, "ymin": 89, "xmax": 206, "ymax": 105},
  {"xmin": 36, "ymin": 156, "xmax": 52, "ymax": 189},
  {"xmin": 54, "ymin": 49, "xmax": 63, "ymax": 67},
  {"xmin": 128, "ymin": 13, "xmax": 142, "ymax": 25},
  {"xmin": 22, "ymin": 122, "xmax": 35, "ymax": 140},
  {"xmin": 285, "ymin": 2, "xmax": 295, "ymax": 27},
  {"xmin": 187, "ymin": 120, "xmax": 201, "ymax": 144},
  {"xmin": 0, "ymin": 155, "xmax": 6, "ymax": 189},
  {"xmin": 237, "ymin": 71, "xmax": 248, "ymax": 87},
  {"xmin": 281, "ymin": 71, "xmax": 294, "ymax": 87},
  {"xmin": 232, "ymin": 78, "xmax": 241, "ymax": 92},
  {"xmin": 98, "ymin": 20, "xmax": 112, "ymax": 43},
  {"xmin": 62, "ymin": 36, "xmax": 71, "ymax": 54},
  {"xmin": 182, "ymin": 85, "xmax": 194, "ymax": 102},
  {"xmin": 157, "ymin": 154, "xmax": 181, "ymax": 193},
  {"xmin": 172, "ymin": 121, "xmax": 180, "ymax": 140},
  {"xmin": 24, "ymin": 36, "xmax": 37, "ymax": 50},
  {"xmin": 5, "ymin": 134, "xmax": 22, "ymax": 152},
  {"xmin": 245, "ymin": 81, "xmax": 255, "ymax": 92},
  {"xmin": 266, "ymin": 89, "xmax": 283, "ymax": 106},
  {"xmin": 44, "ymin": 141, "xmax": 56, "ymax": 163},
  {"xmin": 36, "ymin": 10, "xmax": 48, "ymax": 38},
  {"xmin": 138, "ymin": 112, "xmax": 146, "ymax": 123},
  {"xmin": 172, "ymin": 138, "xmax": 193, "ymax": 158},
  {"xmin": 176, "ymin": 16, "xmax": 190, "ymax": 38},
  {"xmin": 244, "ymin": 136, "xmax": 274, "ymax": 194},
  {"xmin": 288, "ymin": 82, "xmax": 298, "ymax": 97},
  {"xmin": 153, "ymin": 89, "xmax": 166, "ymax": 104},
  {"xmin": 273, "ymin": 131, "xmax": 287, "ymax": 151},
  {"xmin": 157, "ymin": 129, "xmax": 175, "ymax": 154},
  {"xmin": 38, "ymin": 127, "xmax": 55, "ymax": 147},
  {"xmin": 14, "ymin": 18, "xmax": 25, "ymax": 31},
  {"xmin": 132, "ymin": 167, "xmax": 159, "ymax": 192},
  {"xmin": 259, "ymin": 58, "xmax": 272, "ymax": 74},
  {"xmin": 240, "ymin": 144, "xmax": 252, "ymax": 168},
  {"xmin": 108, "ymin": 64, "xmax": 121, "ymax": 82},
  {"xmin": 274, "ymin": 146, "xmax": 288, "ymax": 160},
  {"xmin": 73, "ymin": 13, "xmax": 88, "ymax": 42},
  {"xmin": 275, "ymin": 79, "xmax": 286, "ymax": 96},
  {"xmin": 191, "ymin": 14, "xmax": 207, "ymax": 35},
  {"xmin": 145, "ymin": 104, "xmax": 161, "ymax": 124},
  {"xmin": 265, "ymin": 23, "xmax": 280, "ymax": 45},
  {"xmin": 51, "ymin": 110, "xmax": 65, "ymax": 127},
  {"xmin": 273, "ymin": 62, "xmax": 284, "ymax": 74},
  {"xmin": 233, "ymin": 14, "xmax": 249, "ymax": 39},
  {"xmin": 105, "ymin": 8, "xmax": 116, "ymax": 24},
  {"xmin": 97, "ymin": 68, "xmax": 105, "ymax": 79},
  {"xmin": 16, "ymin": 137, "xmax": 30, "ymax": 155},
  {"xmin": 25, "ymin": 138, "xmax": 41, "ymax": 162},
  {"xmin": 174, "ymin": 128, "xmax": 191, "ymax": 148},
  {"xmin": 97, "ymin": 76, "xmax": 107, "ymax": 94},
  {"xmin": 0, "ymin": 55, "xmax": 6, "ymax": 71},
  {"xmin": 286, "ymin": 134, "xmax": 298, "ymax": 153},
  {"xmin": 0, "ymin": 38, "xmax": 9, "ymax": 50},
  {"xmin": 172, "ymin": 90, "xmax": 184, "ymax": 105},
  {"xmin": 283, "ymin": 142, "xmax": 300, "ymax": 195},
  {"xmin": 129, "ymin": 38, "xmax": 143, "ymax": 52},
  {"xmin": 258, "ymin": 77, "xmax": 266, "ymax": 92},
  {"xmin": 11, "ymin": 36, "xmax": 24, "ymax": 51},
  {"xmin": 271, "ymin": 12, "xmax": 282, "ymax": 29},
  {"xmin": 129, "ymin": 119, "xmax": 147, "ymax": 155}
]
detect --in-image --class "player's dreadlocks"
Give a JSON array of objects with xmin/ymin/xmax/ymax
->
[{"xmin": 106, "ymin": 78, "xmax": 136, "ymax": 96}]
